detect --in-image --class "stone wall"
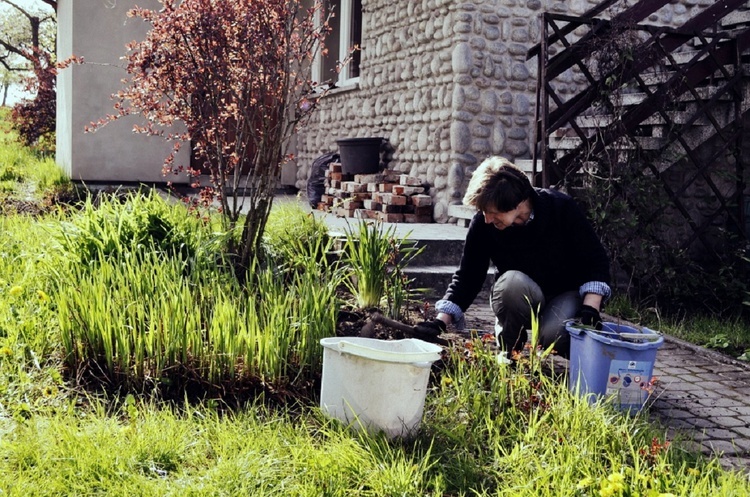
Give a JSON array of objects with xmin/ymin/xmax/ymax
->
[{"xmin": 295, "ymin": 0, "xmax": 721, "ymax": 223}]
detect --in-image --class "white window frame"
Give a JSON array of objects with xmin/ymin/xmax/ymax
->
[{"xmin": 313, "ymin": 0, "xmax": 361, "ymax": 89}]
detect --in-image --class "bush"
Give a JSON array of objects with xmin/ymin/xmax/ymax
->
[{"xmin": 10, "ymin": 51, "xmax": 56, "ymax": 153}]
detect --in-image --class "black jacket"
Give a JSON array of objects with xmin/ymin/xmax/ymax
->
[{"xmin": 443, "ymin": 188, "xmax": 610, "ymax": 311}]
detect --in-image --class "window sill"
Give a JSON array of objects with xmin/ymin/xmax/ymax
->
[{"xmin": 310, "ymin": 80, "xmax": 360, "ymax": 99}]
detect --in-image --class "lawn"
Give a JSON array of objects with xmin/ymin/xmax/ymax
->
[{"xmin": 1, "ymin": 107, "xmax": 749, "ymax": 495}]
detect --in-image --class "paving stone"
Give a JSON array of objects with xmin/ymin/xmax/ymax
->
[
  {"xmin": 653, "ymin": 366, "xmax": 696, "ymax": 375},
  {"xmin": 658, "ymin": 380, "xmax": 706, "ymax": 391},
  {"xmin": 712, "ymin": 416, "xmax": 749, "ymax": 428},
  {"xmin": 727, "ymin": 436, "xmax": 750, "ymax": 452},
  {"xmin": 696, "ymin": 372, "xmax": 734, "ymax": 381},
  {"xmin": 722, "ymin": 380, "xmax": 750, "ymax": 389},
  {"xmin": 728, "ymin": 405, "xmax": 750, "ymax": 416},
  {"xmin": 654, "ymin": 407, "xmax": 696, "ymax": 419},
  {"xmin": 690, "ymin": 417, "xmax": 719, "ymax": 429},
  {"xmin": 696, "ymin": 397, "xmax": 746, "ymax": 408}
]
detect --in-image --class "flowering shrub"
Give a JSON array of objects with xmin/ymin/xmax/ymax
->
[{"xmin": 10, "ymin": 50, "xmax": 56, "ymax": 153}]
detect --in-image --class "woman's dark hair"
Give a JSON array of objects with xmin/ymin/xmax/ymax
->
[{"xmin": 463, "ymin": 156, "xmax": 536, "ymax": 212}]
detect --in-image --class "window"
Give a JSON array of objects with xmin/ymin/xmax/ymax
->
[{"xmin": 317, "ymin": 0, "xmax": 361, "ymax": 87}]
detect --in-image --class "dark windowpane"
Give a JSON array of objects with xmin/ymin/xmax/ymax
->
[{"xmin": 350, "ymin": 0, "xmax": 361, "ymax": 78}]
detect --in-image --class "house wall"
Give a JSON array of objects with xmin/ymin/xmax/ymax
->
[
  {"xmin": 55, "ymin": 0, "xmax": 719, "ymax": 196},
  {"xmin": 56, "ymin": 0, "xmax": 190, "ymax": 184},
  {"xmin": 295, "ymin": 0, "xmax": 719, "ymax": 222}
]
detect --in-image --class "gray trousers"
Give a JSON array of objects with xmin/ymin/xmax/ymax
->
[{"xmin": 490, "ymin": 270, "xmax": 581, "ymax": 359}]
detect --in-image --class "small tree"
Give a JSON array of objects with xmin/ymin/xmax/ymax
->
[
  {"xmin": 1, "ymin": 0, "xmax": 57, "ymax": 147},
  {"xmin": 10, "ymin": 48, "xmax": 55, "ymax": 150},
  {"xmin": 95, "ymin": 0, "xmax": 330, "ymax": 281}
]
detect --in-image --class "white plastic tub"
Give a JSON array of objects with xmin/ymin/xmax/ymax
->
[{"xmin": 319, "ymin": 337, "xmax": 443, "ymax": 438}]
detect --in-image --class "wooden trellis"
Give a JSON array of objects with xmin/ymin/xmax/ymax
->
[{"xmin": 529, "ymin": 0, "xmax": 749, "ymax": 265}]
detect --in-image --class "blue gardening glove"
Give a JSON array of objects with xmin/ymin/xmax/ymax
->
[{"xmin": 579, "ymin": 304, "xmax": 602, "ymax": 330}]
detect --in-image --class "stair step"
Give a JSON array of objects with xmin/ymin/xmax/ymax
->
[
  {"xmin": 513, "ymin": 159, "xmax": 541, "ymax": 175},
  {"xmin": 624, "ymin": 61, "xmax": 746, "ymax": 89},
  {"xmin": 573, "ymin": 112, "xmax": 706, "ymax": 128},
  {"xmin": 549, "ymin": 135, "xmax": 664, "ymax": 150},
  {"xmin": 603, "ymin": 86, "xmax": 734, "ymax": 107},
  {"xmin": 404, "ymin": 238, "xmax": 466, "ymax": 267},
  {"xmin": 720, "ymin": 9, "xmax": 750, "ymax": 29}
]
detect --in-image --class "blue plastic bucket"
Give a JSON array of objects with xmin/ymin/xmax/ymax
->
[{"xmin": 566, "ymin": 321, "xmax": 664, "ymax": 412}]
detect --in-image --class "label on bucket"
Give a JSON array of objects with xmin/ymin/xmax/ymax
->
[{"xmin": 605, "ymin": 360, "xmax": 649, "ymax": 406}]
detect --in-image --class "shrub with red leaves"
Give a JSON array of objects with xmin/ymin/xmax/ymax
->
[
  {"xmin": 10, "ymin": 50, "xmax": 56, "ymax": 151},
  {"xmin": 90, "ymin": 0, "xmax": 331, "ymax": 280}
]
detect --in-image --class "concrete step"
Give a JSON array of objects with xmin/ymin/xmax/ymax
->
[
  {"xmin": 573, "ymin": 111, "xmax": 707, "ymax": 129},
  {"xmin": 593, "ymin": 86, "xmax": 734, "ymax": 107},
  {"xmin": 404, "ymin": 238, "xmax": 465, "ymax": 267},
  {"xmin": 720, "ymin": 9, "xmax": 750, "ymax": 29},
  {"xmin": 549, "ymin": 135, "xmax": 664, "ymax": 150},
  {"xmin": 447, "ymin": 203, "xmax": 476, "ymax": 227}
]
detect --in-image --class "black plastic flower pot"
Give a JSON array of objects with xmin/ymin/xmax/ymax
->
[{"xmin": 336, "ymin": 137, "xmax": 383, "ymax": 175}]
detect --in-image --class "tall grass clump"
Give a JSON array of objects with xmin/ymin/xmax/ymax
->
[
  {"xmin": 343, "ymin": 219, "xmax": 423, "ymax": 318},
  {"xmin": 52, "ymin": 192, "xmax": 347, "ymax": 392},
  {"xmin": 263, "ymin": 198, "xmax": 332, "ymax": 269},
  {"xmin": 54, "ymin": 189, "xmax": 220, "ymax": 270}
]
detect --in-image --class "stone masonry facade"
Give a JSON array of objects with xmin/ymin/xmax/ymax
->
[{"xmin": 294, "ymin": 0, "xmax": 720, "ymax": 223}]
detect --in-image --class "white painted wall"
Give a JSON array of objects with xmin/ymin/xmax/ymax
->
[{"xmin": 56, "ymin": 0, "xmax": 190, "ymax": 184}]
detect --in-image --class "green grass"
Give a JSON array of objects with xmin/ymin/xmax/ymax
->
[
  {"xmin": 0, "ymin": 107, "xmax": 67, "ymax": 196},
  {"xmin": 0, "ymin": 113, "xmax": 748, "ymax": 494}
]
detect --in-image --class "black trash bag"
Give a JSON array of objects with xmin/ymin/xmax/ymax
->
[{"xmin": 306, "ymin": 151, "xmax": 340, "ymax": 208}]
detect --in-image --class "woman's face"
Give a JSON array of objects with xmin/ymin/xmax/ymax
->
[{"xmin": 482, "ymin": 199, "xmax": 532, "ymax": 231}]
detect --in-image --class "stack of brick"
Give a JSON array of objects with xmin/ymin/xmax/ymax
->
[{"xmin": 317, "ymin": 162, "xmax": 434, "ymax": 223}]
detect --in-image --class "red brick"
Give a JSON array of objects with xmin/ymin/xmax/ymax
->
[
  {"xmin": 330, "ymin": 172, "xmax": 343, "ymax": 181},
  {"xmin": 390, "ymin": 194, "xmax": 408, "ymax": 206},
  {"xmin": 357, "ymin": 209, "xmax": 379, "ymax": 220},
  {"xmin": 378, "ymin": 183, "xmax": 396, "ymax": 193},
  {"xmin": 410, "ymin": 194, "xmax": 432, "ymax": 207},
  {"xmin": 354, "ymin": 173, "xmax": 384, "ymax": 184},
  {"xmin": 363, "ymin": 199, "xmax": 382, "ymax": 210},
  {"xmin": 329, "ymin": 162, "xmax": 342, "ymax": 173},
  {"xmin": 391, "ymin": 185, "xmax": 405, "ymax": 195},
  {"xmin": 381, "ymin": 204, "xmax": 404, "ymax": 213},
  {"xmin": 377, "ymin": 212, "xmax": 404, "ymax": 223},
  {"xmin": 402, "ymin": 186, "xmax": 425, "ymax": 195},
  {"xmin": 371, "ymin": 192, "xmax": 383, "ymax": 203},
  {"xmin": 336, "ymin": 207, "xmax": 358, "ymax": 218},
  {"xmin": 342, "ymin": 200, "xmax": 363, "ymax": 210},
  {"xmin": 414, "ymin": 205, "xmax": 433, "ymax": 216},
  {"xmin": 349, "ymin": 192, "xmax": 370, "ymax": 201},
  {"xmin": 330, "ymin": 179, "xmax": 341, "ymax": 189},
  {"xmin": 343, "ymin": 181, "xmax": 368, "ymax": 193},
  {"xmin": 399, "ymin": 175, "xmax": 423, "ymax": 186}
]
